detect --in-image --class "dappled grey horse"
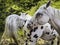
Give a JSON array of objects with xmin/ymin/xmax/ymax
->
[{"xmin": 31, "ymin": 1, "xmax": 60, "ymax": 35}]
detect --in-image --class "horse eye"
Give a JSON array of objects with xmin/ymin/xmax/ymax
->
[
  {"xmin": 36, "ymin": 12, "xmax": 43, "ymax": 18},
  {"xmin": 46, "ymin": 32, "xmax": 49, "ymax": 35},
  {"xmin": 40, "ymin": 13, "xmax": 43, "ymax": 15},
  {"xmin": 37, "ymin": 13, "xmax": 43, "ymax": 15}
]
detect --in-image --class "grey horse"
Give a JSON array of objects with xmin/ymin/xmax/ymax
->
[{"xmin": 32, "ymin": 1, "xmax": 60, "ymax": 35}]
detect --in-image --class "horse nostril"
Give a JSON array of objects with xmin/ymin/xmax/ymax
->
[{"xmin": 46, "ymin": 32, "xmax": 49, "ymax": 35}]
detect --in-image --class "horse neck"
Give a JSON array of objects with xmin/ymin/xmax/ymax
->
[
  {"xmin": 48, "ymin": 7, "xmax": 60, "ymax": 35},
  {"xmin": 49, "ymin": 7, "xmax": 60, "ymax": 19}
]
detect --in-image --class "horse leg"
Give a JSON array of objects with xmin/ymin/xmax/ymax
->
[{"xmin": 12, "ymin": 35, "xmax": 18, "ymax": 45}]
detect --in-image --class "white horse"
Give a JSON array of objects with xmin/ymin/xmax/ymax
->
[{"xmin": 0, "ymin": 13, "xmax": 32, "ymax": 45}]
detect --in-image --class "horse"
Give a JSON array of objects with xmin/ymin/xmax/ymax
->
[
  {"xmin": 31, "ymin": 0, "xmax": 60, "ymax": 35},
  {"xmin": 25, "ymin": 23, "xmax": 58, "ymax": 45},
  {"xmin": 0, "ymin": 13, "xmax": 32, "ymax": 45},
  {"xmin": 29, "ymin": 1, "xmax": 60, "ymax": 45}
]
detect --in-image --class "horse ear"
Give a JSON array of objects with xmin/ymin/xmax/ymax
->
[{"xmin": 46, "ymin": 0, "xmax": 51, "ymax": 8}]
